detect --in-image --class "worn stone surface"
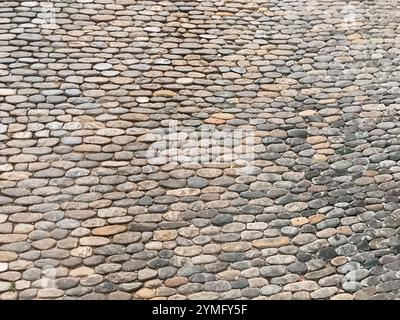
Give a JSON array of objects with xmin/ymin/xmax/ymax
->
[{"xmin": 0, "ymin": 0, "xmax": 399, "ymax": 301}]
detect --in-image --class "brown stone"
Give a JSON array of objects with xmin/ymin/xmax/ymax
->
[{"xmin": 164, "ymin": 277, "xmax": 188, "ymax": 287}]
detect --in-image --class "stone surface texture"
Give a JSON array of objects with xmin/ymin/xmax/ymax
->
[{"xmin": 0, "ymin": 0, "xmax": 399, "ymax": 300}]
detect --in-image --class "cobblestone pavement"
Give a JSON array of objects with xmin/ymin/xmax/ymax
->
[{"xmin": 0, "ymin": 0, "xmax": 399, "ymax": 300}]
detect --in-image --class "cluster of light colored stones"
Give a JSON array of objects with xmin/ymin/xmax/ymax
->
[{"xmin": 0, "ymin": 0, "xmax": 399, "ymax": 300}]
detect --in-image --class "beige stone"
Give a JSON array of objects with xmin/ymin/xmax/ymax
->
[
  {"xmin": 261, "ymin": 83, "xmax": 289, "ymax": 92},
  {"xmin": 153, "ymin": 90, "xmax": 176, "ymax": 97},
  {"xmin": 291, "ymin": 217, "xmax": 309, "ymax": 226},
  {"xmin": 284, "ymin": 202, "xmax": 308, "ymax": 212},
  {"xmin": 306, "ymin": 136, "xmax": 327, "ymax": 144},
  {"xmin": 221, "ymin": 242, "xmax": 252, "ymax": 252},
  {"xmin": 0, "ymin": 171, "xmax": 31, "ymax": 181},
  {"xmin": 313, "ymin": 154, "xmax": 328, "ymax": 162},
  {"xmin": 9, "ymin": 213, "xmax": 42, "ymax": 223},
  {"xmin": 174, "ymin": 246, "xmax": 203, "ymax": 257},
  {"xmin": 308, "ymin": 214, "xmax": 325, "ymax": 224},
  {"xmin": 337, "ymin": 226, "xmax": 352, "ymax": 235},
  {"xmin": 204, "ymin": 117, "xmax": 225, "ymax": 125},
  {"xmin": 0, "ymin": 252, "xmax": 18, "ymax": 262},
  {"xmin": 212, "ymin": 113, "xmax": 235, "ymax": 120},
  {"xmin": 31, "ymin": 238, "xmax": 56, "ymax": 250},
  {"xmin": 70, "ymin": 266, "xmax": 94, "ymax": 277},
  {"xmin": 331, "ymin": 256, "xmax": 348, "ymax": 266},
  {"xmin": 37, "ymin": 288, "xmax": 64, "ymax": 299},
  {"xmin": 330, "ymin": 293, "xmax": 354, "ymax": 300},
  {"xmin": 299, "ymin": 110, "xmax": 317, "ymax": 116},
  {"xmin": 269, "ymin": 129, "xmax": 288, "ymax": 138},
  {"xmin": 92, "ymin": 225, "xmax": 126, "ymax": 236},
  {"xmin": 134, "ymin": 288, "xmax": 155, "ymax": 299},
  {"xmin": 0, "ymin": 234, "xmax": 27, "ymax": 244},
  {"xmin": 71, "ymin": 246, "xmax": 93, "ymax": 258},
  {"xmin": 80, "ymin": 236, "xmax": 110, "ymax": 246},
  {"xmin": 314, "ymin": 144, "xmax": 331, "ymax": 151},
  {"xmin": 0, "ymin": 88, "xmax": 16, "ymax": 96},
  {"xmin": 188, "ymin": 292, "xmax": 219, "ymax": 300},
  {"xmin": 153, "ymin": 230, "xmax": 178, "ymax": 241},
  {"xmin": 252, "ymin": 237, "xmax": 290, "ymax": 248},
  {"xmin": 316, "ymin": 228, "xmax": 337, "ymax": 238},
  {"xmin": 217, "ymin": 270, "xmax": 240, "ymax": 281},
  {"xmin": 197, "ymin": 168, "xmax": 223, "ymax": 178},
  {"xmin": 111, "ymin": 77, "xmax": 134, "ymax": 85}
]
